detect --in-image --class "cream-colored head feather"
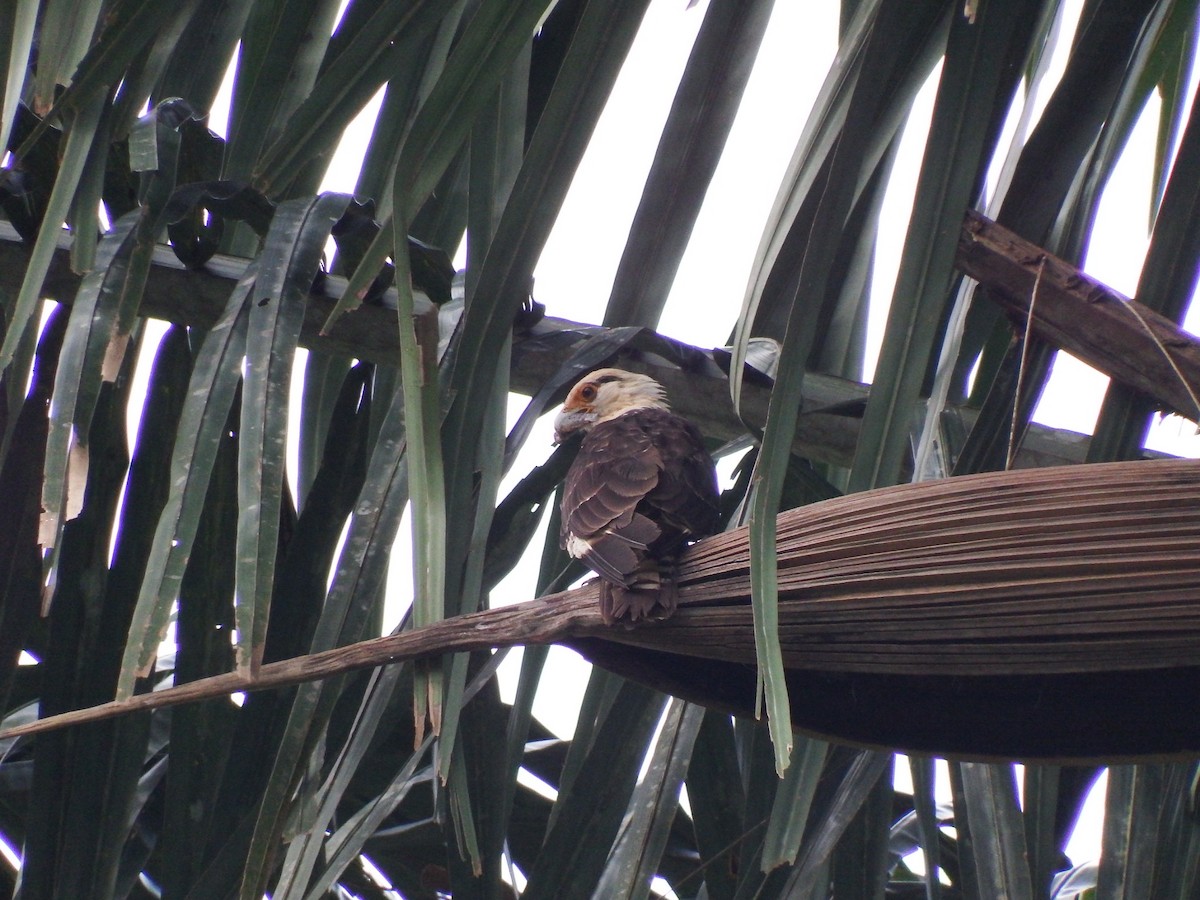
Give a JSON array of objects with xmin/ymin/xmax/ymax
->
[{"xmin": 553, "ymin": 368, "xmax": 668, "ymax": 442}]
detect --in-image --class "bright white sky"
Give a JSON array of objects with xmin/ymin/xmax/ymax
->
[{"xmin": 190, "ymin": 0, "xmax": 1200, "ymax": 879}]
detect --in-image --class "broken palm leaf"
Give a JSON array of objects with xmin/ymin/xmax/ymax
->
[
  {"xmin": 394, "ymin": 203, "xmax": 448, "ymax": 740},
  {"xmin": 42, "ymin": 101, "xmax": 204, "ymax": 576},
  {"xmin": 235, "ymin": 193, "xmax": 353, "ymax": 675},
  {"xmin": 116, "ymin": 275, "xmax": 253, "ymax": 700},
  {"xmin": 39, "ymin": 212, "xmax": 139, "ymax": 572},
  {"xmin": 760, "ymin": 736, "xmax": 828, "ymax": 870}
]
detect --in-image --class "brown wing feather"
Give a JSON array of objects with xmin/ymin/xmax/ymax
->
[
  {"xmin": 640, "ymin": 413, "xmax": 721, "ymax": 546},
  {"xmin": 561, "ymin": 408, "xmax": 719, "ymax": 621},
  {"xmin": 560, "ymin": 416, "xmax": 661, "ymax": 585}
]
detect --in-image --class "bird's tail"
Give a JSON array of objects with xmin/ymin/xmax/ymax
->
[{"xmin": 599, "ymin": 557, "xmax": 677, "ymax": 625}]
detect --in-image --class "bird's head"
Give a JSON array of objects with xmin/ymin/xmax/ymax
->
[{"xmin": 553, "ymin": 368, "xmax": 668, "ymax": 444}]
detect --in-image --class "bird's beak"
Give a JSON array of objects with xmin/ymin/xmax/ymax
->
[{"xmin": 552, "ymin": 408, "xmax": 592, "ymax": 445}]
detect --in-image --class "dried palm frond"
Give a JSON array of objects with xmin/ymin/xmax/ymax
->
[{"xmin": 7, "ymin": 458, "xmax": 1197, "ymax": 761}]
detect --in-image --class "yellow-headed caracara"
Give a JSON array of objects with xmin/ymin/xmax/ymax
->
[{"xmin": 554, "ymin": 368, "xmax": 720, "ymax": 624}]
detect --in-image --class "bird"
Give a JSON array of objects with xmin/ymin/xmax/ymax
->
[{"xmin": 553, "ymin": 368, "xmax": 721, "ymax": 624}]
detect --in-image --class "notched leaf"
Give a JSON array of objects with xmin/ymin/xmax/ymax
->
[{"xmin": 164, "ymin": 180, "xmax": 277, "ymax": 268}]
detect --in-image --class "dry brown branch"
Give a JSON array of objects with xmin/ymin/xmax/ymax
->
[
  {"xmin": 0, "ymin": 589, "xmax": 602, "ymax": 741},
  {"xmin": 958, "ymin": 209, "xmax": 1200, "ymax": 420},
  {"xmin": 6, "ymin": 458, "xmax": 1199, "ymax": 760},
  {"xmin": 0, "ymin": 219, "xmax": 1161, "ymax": 472}
]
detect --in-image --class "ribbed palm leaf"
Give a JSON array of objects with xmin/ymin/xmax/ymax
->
[{"xmin": 0, "ymin": 1, "xmax": 1197, "ymax": 898}]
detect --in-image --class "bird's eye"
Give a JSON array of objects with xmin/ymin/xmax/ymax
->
[{"xmin": 580, "ymin": 385, "xmax": 597, "ymax": 401}]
